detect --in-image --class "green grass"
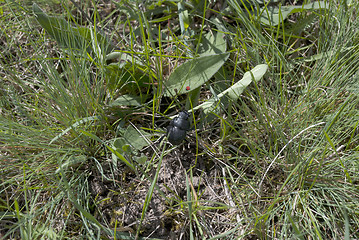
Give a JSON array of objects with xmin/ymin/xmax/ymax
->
[{"xmin": 1, "ymin": 0, "xmax": 359, "ymax": 239}]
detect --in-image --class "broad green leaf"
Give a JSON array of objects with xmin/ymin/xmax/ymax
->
[
  {"xmin": 123, "ymin": 125, "xmax": 150, "ymax": 151},
  {"xmin": 259, "ymin": 1, "xmax": 328, "ymax": 26},
  {"xmin": 218, "ymin": 64, "xmax": 268, "ymax": 99},
  {"xmin": 198, "ymin": 31, "xmax": 227, "ymax": 56},
  {"xmin": 111, "ymin": 126, "xmax": 150, "ymax": 166},
  {"xmin": 80, "ymin": 130, "xmax": 135, "ymax": 172},
  {"xmin": 134, "ymin": 155, "xmax": 147, "ymax": 164},
  {"xmin": 164, "ymin": 52, "xmax": 230, "ymax": 97},
  {"xmin": 106, "ymin": 51, "xmax": 134, "ymax": 62},
  {"xmin": 111, "ymin": 138, "xmax": 128, "ymax": 169},
  {"xmin": 112, "ymin": 138, "xmax": 128, "ymax": 153},
  {"xmin": 33, "ymin": 3, "xmax": 113, "ymax": 54},
  {"xmin": 192, "ymin": 64, "xmax": 268, "ymax": 114},
  {"xmin": 178, "ymin": 2, "xmax": 190, "ymax": 34},
  {"xmin": 184, "ymin": 31, "xmax": 227, "ymax": 109},
  {"xmin": 109, "ymin": 95, "xmax": 142, "ymax": 107}
]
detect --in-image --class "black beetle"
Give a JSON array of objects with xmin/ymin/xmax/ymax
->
[{"xmin": 166, "ymin": 111, "xmax": 191, "ymax": 145}]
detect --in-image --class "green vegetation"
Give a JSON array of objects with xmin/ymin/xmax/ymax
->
[{"xmin": 1, "ymin": 0, "xmax": 358, "ymax": 239}]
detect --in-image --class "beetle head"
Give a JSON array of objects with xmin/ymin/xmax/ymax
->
[{"xmin": 178, "ymin": 111, "xmax": 190, "ymax": 119}]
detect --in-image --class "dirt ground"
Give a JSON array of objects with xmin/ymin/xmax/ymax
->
[{"xmin": 89, "ymin": 142, "xmax": 237, "ymax": 239}]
